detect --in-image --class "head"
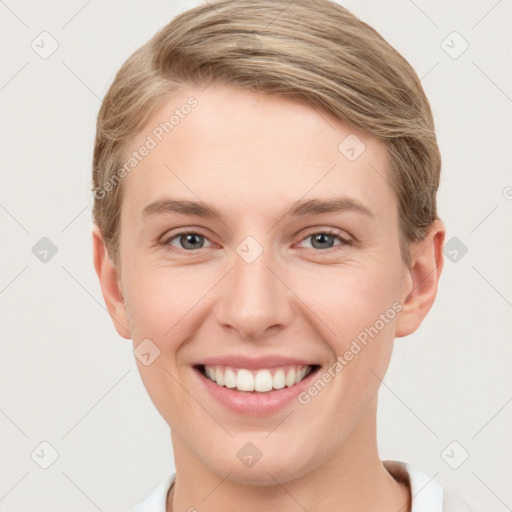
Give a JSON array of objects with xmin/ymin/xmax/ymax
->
[{"xmin": 92, "ymin": 0, "xmax": 444, "ymax": 485}]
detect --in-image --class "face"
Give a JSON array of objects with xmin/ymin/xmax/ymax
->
[{"xmin": 94, "ymin": 83, "xmax": 443, "ymax": 486}]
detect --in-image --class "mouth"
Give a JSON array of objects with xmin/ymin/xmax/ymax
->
[{"xmin": 193, "ymin": 363, "xmax": 321, "ymax": 393}]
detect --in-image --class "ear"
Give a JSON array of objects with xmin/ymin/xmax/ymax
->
[
  {"xmin": 92, "ymin": 225, "xmax": 131, "ymax": 339},
  {"xmin": 395, "ymin": 219, "xmax": 445, "ymax": 338}
]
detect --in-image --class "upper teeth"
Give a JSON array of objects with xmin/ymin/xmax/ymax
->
[{"xmin": 204, "ymin": 365, "xmax": 311, "ymax": 393}]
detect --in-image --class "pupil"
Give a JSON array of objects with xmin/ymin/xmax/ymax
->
[
  {"xmin": 183, "ymin": 233, "xmax": 202, "ymax": 249},
  {"xmin": 313, "ymin": 233, "xmax": 333, "ymax": 249}
]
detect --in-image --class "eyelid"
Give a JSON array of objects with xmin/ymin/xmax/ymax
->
[
  {"xmin": 294, "ymin": 227, "xmax": 352, "ymax": 249},
  {"xmin": 161, "ymin": 228, "xmax": 215, "ymax": 249},
  {"xmin": 161, "ymin": 226, "xmax": 352, "ymax": 252},
  {"xmin": 300, "ymin": 227, "xmax": 351, "ymax": 241}
]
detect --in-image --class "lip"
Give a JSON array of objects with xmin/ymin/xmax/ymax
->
[
  {"xmin": 194, "ymin": 354, "xmax": 319, "ymax": 370},
  {"xmin": 192, "ymin": 362, "xmax": 321, "ymax": 416}
]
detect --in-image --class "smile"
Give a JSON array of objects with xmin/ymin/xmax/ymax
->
[{"xmin": 197, "ymin": 364, "xmax": 318, "ymax": 393}]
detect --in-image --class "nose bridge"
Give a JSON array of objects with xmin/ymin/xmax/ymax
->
[{"xmin": 215, "ymin": 234, "xmax": 292, "ymax": 339}]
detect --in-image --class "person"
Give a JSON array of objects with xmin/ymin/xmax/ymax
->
[{"xmin": 91, "ymin": 0, "xmax": 471, "ymax": 510}]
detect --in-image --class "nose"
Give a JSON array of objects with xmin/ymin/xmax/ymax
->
[{"xmin": 214, "ymin": 241, "xmax": 294, "ymax": 341}]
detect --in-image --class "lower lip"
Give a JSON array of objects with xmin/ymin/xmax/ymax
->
[{"xmin": 193, "ymin": 366, "xmax": 320, "ymax": 416}]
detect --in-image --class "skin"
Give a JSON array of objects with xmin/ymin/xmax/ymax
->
[{"xmin": 93, "ymin": 83, "xmax": 445, "ymax": 512}]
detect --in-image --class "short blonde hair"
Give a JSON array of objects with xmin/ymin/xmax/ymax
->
[{"xmin": 92, "ymin": 0, "xmax": 441, "ymax": 268}]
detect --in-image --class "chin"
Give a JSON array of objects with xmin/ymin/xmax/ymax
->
[{"xmin": 201, "ymin": 445, "xmax": 320, "ymax": 487}]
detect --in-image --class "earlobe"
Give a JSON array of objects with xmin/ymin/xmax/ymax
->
[
  {"xmin": 395, "ymin": 219, "xmax": 445, "ymax": 338},
  {"xmin": 92, "ymin": 225, "xmax": 131, "ymax": 339}
]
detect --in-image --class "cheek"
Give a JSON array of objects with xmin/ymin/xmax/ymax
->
[
  {"xmin": 122, "ymin": 261, "xmax": 202, "ymax": 340},
  {"xmin": 298, "ymin": 262, "xmax": 400, "ymax": 339},
  {"xmin": 122, "ymin": 262, "xmax": 201, "ymax": 424},
  {"xmin": 295, "ymin": 263, "xmax": 400, "ymax": 392}
]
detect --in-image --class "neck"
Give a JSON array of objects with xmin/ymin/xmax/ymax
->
[{"xmin": 166, "ymin": 399, "xmax": 411, "ymax": 512}]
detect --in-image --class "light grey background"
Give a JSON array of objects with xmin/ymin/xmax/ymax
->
[{"xmin": 1, "ymin": 1, "xmax": 511, "ymax": 511}]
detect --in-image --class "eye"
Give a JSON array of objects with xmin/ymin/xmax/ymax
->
[
  {"xmin": 297, "ymin": 229, "xmax": 351, "ymax": 251},
  {"xmin": 163, "ymin": 231, "xmax": 213, "ymax": 251},
  {"xmin": 161, "ymin": 228, "xmax": 351, "ymax": 253}
]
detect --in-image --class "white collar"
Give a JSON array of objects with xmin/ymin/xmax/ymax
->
[{"xmin": 129, "ymin": 460, "xmax": 444, "ymax": 512}]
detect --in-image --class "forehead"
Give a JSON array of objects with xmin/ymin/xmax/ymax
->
[{"xmin": 122, "ymin": 83, "xmax": 395, "ymax": 220}]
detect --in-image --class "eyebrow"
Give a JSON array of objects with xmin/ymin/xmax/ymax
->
[{"xmin": 141, "ymin": 196, "xmax": 373, "ymax": 221}]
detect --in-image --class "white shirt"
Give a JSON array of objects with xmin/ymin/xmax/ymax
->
[{"xmin": 127, "ymin": 460, "xmax": 471, "ymax": 512}]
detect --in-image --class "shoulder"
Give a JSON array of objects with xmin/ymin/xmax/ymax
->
[
  {"xmin": 443, "ymin": 488, "xmax": 473, "ymax": 512},
  {"xmin": 384, "ymin": 460, "xmax": 471, "ymax": 512},
  {"xmin": 125, "ymin": 473, "xmax": 176, "ymax": 512}
]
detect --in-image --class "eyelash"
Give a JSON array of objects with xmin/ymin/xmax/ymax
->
[{"xmin": 161, "ymin": 228, "xmax": 352, "ymax": 253}]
